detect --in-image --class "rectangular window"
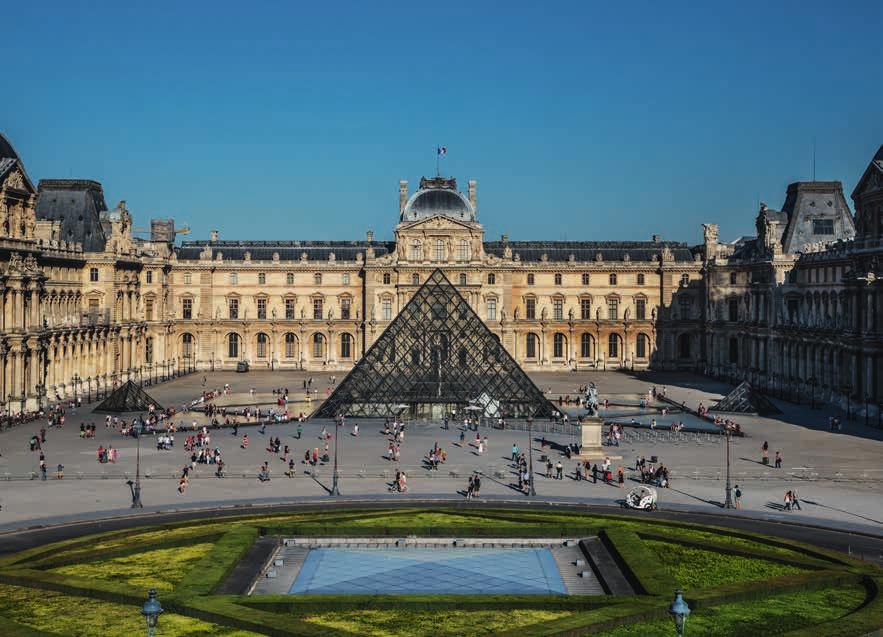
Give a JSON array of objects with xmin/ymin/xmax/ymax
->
[
  {"xmin": 458, "ymin": 241, "xmax": 470, "ymax": 261},
  {"xmin": 636, "ymin": 334, "xmax": 646, "ymax": 358},
  {"xmin": 553, "ymin": 299, "xmax": 563, "ymax": 320},
  {"xmin": 285, "ymin": 298, "xmax": 295, "ymax": 319},
  {"xmin": 487, "ymin": 298, "xmax": 497, "ymax": 321},
  {"xmin": 183, "ymin": 272, "xmax": 192, "ymax": 285},
  {"xmin": 580, "ymin": 299, "xmax": 591, "ymax": 320},
  {"xmin": 635, "ymin": 298, "xmax": 646, "ymax": 320},
  {"xmin": 381, "ymin": 298, "xmax": 392, "ymax": 320},
  {"xmin": 229, "ymin": 273, "xmax": 238, "ymax": 285},
  {"xmin": 313, "ymin": 298, "xmax": 323, "ymax": 320},
  {"xmin": 145, "ymin": 299, "xmax": 154, "ymax": 321},
  {"xmin": 257, "ymin": 298, "xmax": 267, "ymax": 319},
  {"xmin": 813, "ymin": 219, "xmax": 834, "ymax": 235},
  {"xmin": 525, "ymin": 298, "xmax": 536, "ymax": 320},
  {"xmin": 341, "ymin": 298, "xmax": 351, "ymax": 320},
  {"xmin": 90, "ymin": 267, "xmax": 99, "ymax": 282},
  {"xmin": 182, "ymin": 298, "xmax": 193, "ymax": 319},
  {"xmin": 607, "ymin": 298, "xmax": 619, "ymax": 320},
  {"xmin": 258, "ymin": 272, "xmax": 266, "ymax": 285},
  {"xmin": 286, "ymin": 273, "xmax": 294, "ymax": 285},
  {"xmin": 679, "ymin": 296, "xmax": 691, "ymax": 318},
  {"xmin": 434, "ymin": 240, "xmax": 445, "ymax": 261},
  {"xmin": 146, "ymin": 271, "xmax": 153, "ymax": 284},
  {"xmin": 228, "ymin": 298, "xmax": 239, "ymax": 319},
  {"xmin": 729, "ymin": 299, "xmax": 739, "ymax": 322}
]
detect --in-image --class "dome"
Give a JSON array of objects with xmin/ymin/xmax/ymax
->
[{"xmin": 401, "ymin": 180, "xmax": 475, "ymax": 222}]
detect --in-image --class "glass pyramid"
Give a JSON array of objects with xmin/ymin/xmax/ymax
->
[{"xmin": 315, "ymin": 268, "xmax": 556, "ymax": 419}]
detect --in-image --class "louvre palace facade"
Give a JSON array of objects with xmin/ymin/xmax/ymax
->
[{"xmin": 1, "ymin": 132, "xmax": 881, "ymax": 420}]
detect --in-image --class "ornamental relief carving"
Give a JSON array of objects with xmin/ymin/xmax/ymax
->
[{"xmin": 4, "ymin": 170, "xmax": 24, "ymax": 190}]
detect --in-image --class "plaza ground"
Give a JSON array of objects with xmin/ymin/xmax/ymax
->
[{"xmin": 0, "ymin": 369, "xmax": 881, "ymax": 542}]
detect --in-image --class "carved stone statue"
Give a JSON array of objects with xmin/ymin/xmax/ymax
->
[{"xmin": 702, "ymin": 223, "xmax": 719, "ymax": 244}]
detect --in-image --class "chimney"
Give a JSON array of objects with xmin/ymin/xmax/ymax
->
[
  {"xmin": 366, "ymin": 229, "xmax": 373, "ymax": 243},
  {"xmin": 399, "ymin": 180, "xmax": 408, "ymax": 212},
  {"xmin": 210, "ymin": 230, "xmax": 219, "ymax": 242},
  {"xmin": 652, "ymin": 234, "xmax": 661, "ymax": 242},
  {"xmin": 468, "ymin": 179, "xmax": 477, "ymax": 211}
]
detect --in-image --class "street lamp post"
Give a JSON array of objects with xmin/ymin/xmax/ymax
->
[
  {"xmin": 527, "ymin": 416, "xmax": 536, "ymax": 496},
  {"xmin": 669, "ymin": 589, "xmax": 691, "ymax": 637},
  {"xmin": 330, "ymin": 415, "xmax": 341, "ymax": 496},
  {"xmin": 809, "ymin": 376, "xmax": 817, "ymax": 409},
  {"xmin": 723, "ymin": 423, "xmax": 734, "ymax": 509},
  {"xmin": 140, "ymin": 588, "xmax": 163, "ymax": 637},
  {"xmin": 128, "ymin": 420, "xmax": 144, "ymax": 508},
  {"xmin": 843, "ymin": 384, "xmax": 852, "ymax": 421}
]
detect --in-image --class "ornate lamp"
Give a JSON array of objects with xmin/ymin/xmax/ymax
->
[
  {"xmin": 140, "ymin": 588, "xmax": 163, "ymax": 637},
  {"xmin": 669, "ymin": 588, "xmax": 691, "ymax": 636}
]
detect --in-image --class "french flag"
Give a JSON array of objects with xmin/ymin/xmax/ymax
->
[{"xmin": 437, "ymin": 146, "xmax": 447, "ymax": 156}]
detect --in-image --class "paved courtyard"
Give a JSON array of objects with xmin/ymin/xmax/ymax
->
[{"xmin": 0, "ymin": 369, "xmax": 881, "ymax": 536}]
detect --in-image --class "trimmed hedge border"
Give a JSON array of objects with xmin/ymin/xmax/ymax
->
[
  {"xmin": 261, "ymin": 523, "xmax": 602, "ymax": 538},
  {"xmin": 599, "ymin": 528, "xmax": 676, "ymax": 596},
  {"xmin": 778, "ymin": 576, "xmax": 883, "ymax": 637},
  {"xmin": 174, "ymin": 526, "xmax": 259, "ymax": 599}
]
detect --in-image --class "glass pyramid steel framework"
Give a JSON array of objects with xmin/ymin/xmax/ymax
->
[{"xmin": 314, "ymin": 269, "xmax": 556, "ymax": 419}]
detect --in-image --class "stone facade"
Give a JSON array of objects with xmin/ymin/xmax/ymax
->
[{"xmin": 703, "ymin": 145, "xmax": 883, "ymax": 421}]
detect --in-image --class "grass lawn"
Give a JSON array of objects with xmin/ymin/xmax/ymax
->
[
  {"xmin": 303, "ymin": 609, "xmax": 575, "ymax": 636},
  {"xmin": 595, "ymin": 584, "xmax": 868, "ymax": 636},
  {"xmin": 50, "ymin": 542, "xmax": 216, "ymax": 593},
  {"xmin": 0, "ymin": 583, "xmax": 264, "ymax": 637},
  {"xmin": 643, "ymin": 539, "xmax": 805, "ymax": 589}
]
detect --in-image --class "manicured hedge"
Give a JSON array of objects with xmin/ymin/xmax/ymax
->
[
  {"xmin": 174, "ymin": 525, "xmax": 259, "ymax": 599},
  {"xmin": 599, "ymin": 528, "xmax": 676, "ymax": 596},
  {"xmin": 261, "ymin": 523, "xmax": 601, "ymax": 538},
  {"xmin": 777, "ymin": 576, "xmax": 883, "ymax": 637}
]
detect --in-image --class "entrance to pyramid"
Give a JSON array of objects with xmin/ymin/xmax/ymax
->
[{"xmin": 314, "ymin": 269, "xmax": 556, "ymax": 420}]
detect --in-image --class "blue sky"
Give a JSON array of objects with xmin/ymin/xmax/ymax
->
[{"xmin": 2, "ymin": 1, "xmax": 881, "ymax": 244}]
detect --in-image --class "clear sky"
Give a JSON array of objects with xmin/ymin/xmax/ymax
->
[{"xmin": 2, "ymin": 1, "xmax": 881, "ymax": 245}]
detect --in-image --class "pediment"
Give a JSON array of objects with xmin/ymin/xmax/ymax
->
[{"xmin": 397, "ymin": 214, "xmax": 478, "ymax": 233}]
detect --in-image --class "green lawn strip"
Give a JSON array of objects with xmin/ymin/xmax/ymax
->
[
  {"xmin": 494, "ymin": 598, "xmax": 668, "ymax": 637},
  {"xmin": 0, "ymin": 567, "xmax": 150, "ymax": 604},
  {"xmin": 173, "ymin": 525, "xmax": 260, "ymax": 599},
  {"xmin": 300, "ymin": 608, "xmax": 582, "ymax": 637},
  {"xmin": 778, "ymin": 575, "xmax": 883, "ymax": 637},
  {"xmin": 600, "ymin": 528, "xmax": 676, "ymax": 596},
  {"xmin": 238, "ymin": 593, "xmax": 630, "ymax": 613},
  {"xmin": 0, "ymin": 614, "xmax": 64, "ymax": 637},
  {"xmin": 642, "ymin": 538, "xmax": 805, "ymax": 590},
  {"xmin": 49, "ymin": 541, "xmax": 216, "ymax": 593},
  {"xmin": 186, "ymin": 595, "xmax": 356, "ymax": 637},
  {"xmin": 262, "ymin": 522, "xmax": 600, "ymax": 538},
  {"xmin": 593, "ymin": 581, "xmax": 870, "ymax": 636},
  {"xmin": 0, "ymin": 582, "xmax": 264, "ymax": 637},
  {"xmin": 634, "ymin": 529, "xmax": 835, "ymax": 570}
]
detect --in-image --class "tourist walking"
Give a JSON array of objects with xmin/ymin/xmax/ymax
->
[
  {"xmin": 792, "ymin": 487, "xmax": 802, "ymax": 511},
  {"xmin": 734, "ymin": 484, "xmax": 742, "ymax": 508},
  {"xmin": 762, "ymin": 441, "xmax": 769, "ymax": 464},
  {"xmin": 555, "ymin": 461, "xmax": 563, "ymax": 480},
  {"xmin": 774, "ymin": 450, "xmax": 782, "ymax": 469}
]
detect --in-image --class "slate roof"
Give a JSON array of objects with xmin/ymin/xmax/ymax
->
[
  {"xmin": 0, "ymin": 133, "xmax": 36, "ymax": 192},
  {"xmin": 35, "ymin": 179, "xmax": 109, "ymax": 252},
  {"xmin": 484, "ymin": 240, "xmax": 696, "ymax": 262},
  {"xmin": 175, "ymin": 240, "xmax": 394, "ymax": 262}
]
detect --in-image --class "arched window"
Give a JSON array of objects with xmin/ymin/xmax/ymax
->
[
  {"xmin": 582, "ymin": 273, "xmax": 590, "ymax": 285},
  {"xmin": 284, "ymin": 333, "xmax": 297, "ymax": 358},
  {"xmin": 459, "ymin": 273, "xmax": 467, "ymax": 285},
  {"xmin": 637, "ymin": 273, "xmax": 645, "ymax": 286},
  {"xmin": 487, "ymin": 273, "xmax": 496, "ymax": 285},
  {"xmin": 410, "ymin": 240, "xmax": 422, "ymax": 261},
  {"xmin": 311, "ymin": 273, "xmax": 321, "ymax": 285},
  {"xmin": 434, "ymin": 239, "xmax": 445, "ymax": 261},
  {"xmin": 636, "ymin": 333, "xmax": 648, "ymax": 358},
  {"xmin": 554, "ymin": 273, "xmax": 562, "ymax": 285},
  {"xmin": 580, "ymin": 333, "xmax": 593, "ymax": 358},
  {"xmin": 458, "ymin": 239, "xmax": 470, "ymax": 261},
  {"xmin": 609, "ymin": 273, "xmax": 617, "ymax": 286},
  {"xmin": 486, "ymin": 297, "xmax": 497, "ymax": 320},
  {"xmin": 286, "ymin": 272, "xmax": 294, "ymax": 285},
  {"xmin": 340, "ymin": 333, "xmax": 353, "ymax": 358},
  {"xmin": 526, "ymin": 333, "xmax": 538, "ymax": 358},
  {"xmin": 182, "ymin": 333, "xmax": 194, "ymax": 358},
  {"xmin": 553, "ymin": 333, "xmax": 566, "ymax": 358},
  {"xmin": 312, "ymin": 333, "xmax": 325, "ymax": 358},
  {"xmin": 411, "ymin": 273, "xmax": 419, "ymax": 285},
  {"xmin": 256, "ymin": 333, "xmax": 268, "ymax": 358},
  {"xmin": 227, "ymin": 333, "xmax": 240, "ymax": 359},
  {"xmin": 527, "ymin": 273, "xmax": 535, "ymax": 285},
  {"xmin": 383, "ymin": 272, "xmax": 391, "ymax": 285},
  {"xmin": 678, "ymin": 333, "xmax": 692, "ymax": 358},
  {"xmin": 729, "ymin": 337, "xmax": 739, "ymax": 364},
  {"xmin": 608, "ymin": 333, "xmax": 619, "ymax": 358}
]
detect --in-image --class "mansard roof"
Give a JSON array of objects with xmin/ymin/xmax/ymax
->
[
  {"xmin": 35, "ymin": 179, "xmax": 110, "ymax": 252},
  {"xmin": 483, "ymin": 240, "xmax": 696, "ymax": 262},
  {"xmin": 0, "ymin": 133, "xmax": 37, "ymax": 193},
  {"xmin": 401, "ymin": 176, "xmax": 475, "ymax": 223},
  {"xmin": 175, "ymin": 239, "xmax": 394, "ymax": 262},
  {"xmin": 778, "ymin": 181, "xmax": 855, "ymax": 253}
]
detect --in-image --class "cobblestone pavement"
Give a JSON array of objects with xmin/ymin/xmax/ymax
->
[{"xmin": 0, "ymin": 370, "xmax": 880, "ymax": 534}]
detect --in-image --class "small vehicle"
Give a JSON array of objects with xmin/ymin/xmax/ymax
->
[
  {"xmin": 624, "ymin": 485, "xmax": 658, "ymax": 510},
  {"xmin": 235, "ymin": 361, "xmax": 250, "ymax": 373}
]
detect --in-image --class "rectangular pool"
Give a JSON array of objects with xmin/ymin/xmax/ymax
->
[{"xmin": 289, "ymin": 547, "xmax": 567, "ymax": 595}]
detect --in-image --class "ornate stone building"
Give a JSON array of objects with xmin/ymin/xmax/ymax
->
[
  {"xmin": 5, "ymin": 129, "xmax": 880, "ymax": 420},
  {"xmin": 703, "ymin": 145, "xmax": 883, "ymax": 421}
]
